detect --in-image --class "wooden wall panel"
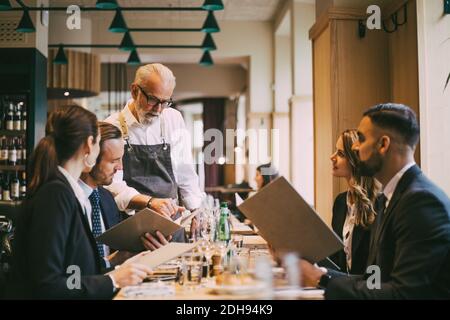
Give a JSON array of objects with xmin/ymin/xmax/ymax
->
[
  {"xmin": 313, "ymin": 25, "xmax": 334, "ymax": 226},
  {"xmin": 388, "ymin": 0, "xmax": 420, "ymax": 164},
  {"xmin": 334, "ymin": 20, "xmax": 391, "ymax": 195}
]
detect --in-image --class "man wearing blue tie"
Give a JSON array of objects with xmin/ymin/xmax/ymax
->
[{"xmin": 79, "ymin": 122, "xmax": 170, "ymax": 268}]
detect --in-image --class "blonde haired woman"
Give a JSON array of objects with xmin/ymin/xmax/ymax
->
[{"xmin": 329, "ymin": 129, "xmax": 380, "ymax": 274}]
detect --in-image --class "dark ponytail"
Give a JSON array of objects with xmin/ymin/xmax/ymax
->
[{"xmin": 28, "ymin": 105, "xmax": 98, "ymax": 197}]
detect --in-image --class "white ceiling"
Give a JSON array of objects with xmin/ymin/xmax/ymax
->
[{"xmin": 42, "ymin": 0, "xmax": 285, "ymax": 22}]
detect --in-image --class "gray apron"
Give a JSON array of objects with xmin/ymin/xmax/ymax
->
[{"xmin": 119, "ymin": 112, "xmax": 185, "ymax": 242}]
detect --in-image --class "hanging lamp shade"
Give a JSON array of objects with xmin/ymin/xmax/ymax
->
[
  {"xmin": 53, "ymin": 45, "xmax": 68, "ymax": 65},
  {"xmin": 201, "ymin": 33, "xmax": 216, "ymax": 51},
  {"xmin": 201, "ymin": 11, "xmax": 220, "ymax": 33},
  {"xmin": 127, "ymin": 50, "xmax": 141, "ymax": 65},
  {"xmin": 109, "ymin": 9, "xmax": 127, "ymax": 32},
  {"xmin": 199, "ymin": 51, "xmax": 213, "ymax": 66},
  {"xmin": 96, "ymin": 0, "xmax": 118, "ymax": 9},
  {"xmin": 202, "ymin": 0, "xmax": 224, "ymax": 11},
  {"xmin": 119, "ymin": 32, "xmax": 135, "ymax": 51},
  {"xmin": 0, "ymin": 0, "xmax": 12, "ymax": 11},
  {"xmin": 16, "ymin": 10, "xmax": 35, "ymax": 33}
]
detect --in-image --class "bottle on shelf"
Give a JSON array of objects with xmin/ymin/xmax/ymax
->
[
  {"xmin": 10, "ymin": 171, "xmax": 19, "ymax": 201},
  {"xmin": 21, "ymin": 138, "xmax": 26, "ymax": 165},
  {"xmin": 0, "ymin": 137, "xmax": 7, "ymax": 165},
  {"xmin": 20, "ymin": 171, "xmax": 26, "ymax": 200},
  {"xmin": 16, "ymin": 137, "xmax": 22, "ymax": 165},
  {"xmin": 21, "ymin": 103, "xmax": 27, "ymax": 131},
  {"xmin": 6, "ymin": 104, "xmax": 14, "ymax": 131},
  {"xmin": 13, "ymin": 104, "xmax": 21, "ymax": 131},
  {"xmin": 8, "ymin": 137, "xmax": 17, "ymax": 166},
  {"xmin": 2, "ymin": 173, "xmax": 11, "ymax": 201}
]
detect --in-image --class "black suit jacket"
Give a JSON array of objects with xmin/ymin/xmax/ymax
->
[
  {"xmin": 325, "ymin": 166, "xmax": 450, "ymax": 299},
  {"xmin": 7, "ymin": 175, "xmax": 114, "ymax": 299},
  {"xmin": 98, "ymin": 186, "xmax": 122, "ymax": 230},
  {"xmin": 330, "ymin": 192, "xmax": 371, "ymax": 274}
]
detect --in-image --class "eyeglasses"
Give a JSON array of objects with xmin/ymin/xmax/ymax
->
[{"xmin": 136, "ymin": 85, "xmax": 173, "ymax": 109}]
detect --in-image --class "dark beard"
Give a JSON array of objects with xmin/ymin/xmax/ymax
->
[
  {"xmin": 90, "ymin": 166, "xmax": 112, "ymax": 186},
  {"xmin": 358, "ymin": 152, "xmax": 383, "ymax": 177}
]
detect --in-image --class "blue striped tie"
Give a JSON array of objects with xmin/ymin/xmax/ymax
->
[{"xmin": 88, "ymin": 189, "xmax": 105, "ymax": 258}]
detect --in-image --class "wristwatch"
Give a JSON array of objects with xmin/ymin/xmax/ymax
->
[{"xmin": 146, "ymin": 197, "xmax": 154, "ymax": 209}]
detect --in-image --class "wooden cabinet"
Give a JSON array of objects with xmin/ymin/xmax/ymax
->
[{"xmin": 309, "ymin": 0, "xmax": 419, "ymax": 224}]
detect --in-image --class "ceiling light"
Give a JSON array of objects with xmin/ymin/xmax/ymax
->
[
  {"xmin": 0, "ymin": 0, "xmax": 12, "ymax": 11},
  {"xmin": 201, "ymin": 33, "xmax": 216, "ymax": 51},
  {"xmin": 202, "ymin": 0, "xmax": 224, "ymax": 11},
  {"xmin": 64, "ymin": 91, "xmax": 70, "ymax": 97},
  {"xmin": 109, "ymin": 9, "xmax": 127, "ymax": 33},
  {"xmin": 119, "ymin": 32, "xmax": 135, "ymax": 51},
  {"xmin": 54, "ymin": 45, "xmax": 68, "ymax": 65},
  {"xmin": 199, "ymin": 51, "xmax": 213, "ymax": 66},
  {"xmin": 201, "ymin": 11, "xmax": 220, "ymax": 33},
  {"xmin": 127, "ymin": 50, "xmax": 141, "ymax": 65},
  {"xmin": 96, "ymin": 0, "xmax": 118, "ymax": 9},
  {"xmin": 16, "ymin": 10, "xmax": 35, "ymax": 33}
]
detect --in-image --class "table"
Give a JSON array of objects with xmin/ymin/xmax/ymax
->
[{"xmin": 114, "ymin": 235, "xmax": 324, "ymax": 300}]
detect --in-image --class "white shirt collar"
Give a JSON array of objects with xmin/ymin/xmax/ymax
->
[
  {"xmin": 78, "ymin": 178, "xmax": 96, "ymax": 198},
  {"xmin": 123, "ymin": 99, "xmax": 140, "ymax": 127},
  {"xmin": 57, "ymin": 166, "xmax": 89, "ymax": 210},
  {"xmin": 382, "ymin": 162, "xmax": 416, "ymax": 202}
]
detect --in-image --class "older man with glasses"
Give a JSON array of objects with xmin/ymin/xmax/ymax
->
[{"xmin": 105, "ymin": 64, "xmax": 202, "ymax": 242}]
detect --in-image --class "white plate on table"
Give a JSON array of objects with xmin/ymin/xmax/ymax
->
[{"xmin": 205, "ymin": 281, "xmax": 267, "ymax": 295}]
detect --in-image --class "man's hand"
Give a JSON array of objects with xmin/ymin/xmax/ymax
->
[
  {"xmin": 140, "ymin": 231, "xmax": 172, "ymax": 251},
  {"xmin": 150, "ymin": 198, "xmax": 185, "ymax": 218},
  {"xmin": 298, "ymin": 259, "xmax": 326, "ymax": 288},
  {"xmin": 107, "ymin": 251, "xmax": 136, "ymax": 267},
  {"xmin": 108, "ymin": 263, "xmax": 153, "ymax": 288}
]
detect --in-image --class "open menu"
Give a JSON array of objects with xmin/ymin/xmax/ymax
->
[
  {"xmin": 97, "ymin": 208, "xmax": 198, "ymax": 252},
  {"xmin": 238, "ymin": 176, "xmax": 344, "ymax": 263}
]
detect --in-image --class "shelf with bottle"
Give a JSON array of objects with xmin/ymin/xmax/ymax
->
[
  {"xmin": 0, "ymin": 135, "xmax": 27, "ymax": 170},
  {"xmin": 1, "ymin": 100, "xmax": 27, "ymax": 132},
  {"xmin": 0, "ymin": 170, "xmax": 26, "ymax": 204}
]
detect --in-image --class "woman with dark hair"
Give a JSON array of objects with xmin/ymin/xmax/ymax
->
[
  {"xmin": 7, "ymin": 106, "xmax": 152, "ymax": 299},
  {"xmin": 329, "ymin": 129, "xmax": 380, "ymax": 274},
  {"xmin": 255, "ymin": 163, "xmax": 279, "ymax": 190}
]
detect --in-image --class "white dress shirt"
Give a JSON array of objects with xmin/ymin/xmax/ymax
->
[
  {"xmin": 343, "ymin": 193, "xmax": 356, "ymax": 272},
  {"xmin": 78, "ymin": 179, "xmax": 110, "ymax": 258},
  {"xmin": 104, "ymin": 99, "xmax": 202, "ymax": 211},
  {"xmin": 382, "ymin": 162, "xmax": 416, "ymax": 208}
]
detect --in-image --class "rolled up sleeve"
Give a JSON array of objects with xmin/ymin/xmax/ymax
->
[{"xmin": 104, "ymin": 170, "xmax": 140, "ymax": 212}]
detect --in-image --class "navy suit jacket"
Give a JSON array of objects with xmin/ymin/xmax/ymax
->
[{"xmin": 98, "ymin": 186, "xmax": 122, "ymax": 231}]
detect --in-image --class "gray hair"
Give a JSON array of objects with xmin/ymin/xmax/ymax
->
[{"xmin": 134, "ymin": 63, "xmax": 176, "ymax": 89}]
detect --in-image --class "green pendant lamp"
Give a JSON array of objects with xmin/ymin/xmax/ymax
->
[
  {"xmin": 109, "ymin": 9, "xmax": 127, "ymax": 33},
  {"xmin": 96, "ymin": 0, "xmax": 118, "ymax": 9},
  {"xmin": 16, "ymin": 10, "xmax": 35, "ymax": 33},
  {"xmin": 199, "ymin": 51, "xmax": 213, "ymax": 66},
  {"xmin": 201, "ymin": 11, "xmax": 220, "ymax": 33},
  {"xmin": 201, "ymin": 33, "xmax": 216, "ymax": 51},
  {"xmin": 202, "ymin": 0, "xmax": 224, "ymax": 11},
  {"xmin": 0, "ymin": 0, "xmax": 12, "ymax": 11},
  {"xmin": 54, "ymin": 45, "xmax": 68, "ymax": 65},
  {"xmin": 119, "ymin": 32, "xmax": 135, "ymax": 51},
  {"xmin": 127, "ymin": 50, "xmax": 141, "ymax": 65}
]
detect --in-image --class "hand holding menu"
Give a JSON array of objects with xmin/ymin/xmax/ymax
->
[
  {"xmin": 238, "ymin": 176, "xmax": 343, "ymax": 263},
  {"xmin": 97, "ymin": 208, "xmax": 198, "ymax": 252}
]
